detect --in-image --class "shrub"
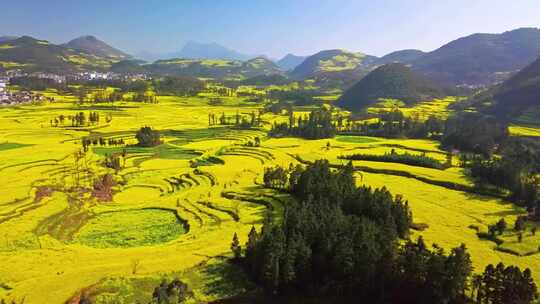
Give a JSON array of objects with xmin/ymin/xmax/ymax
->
[{"xmin": 136, "ymin": 126, "xmax": 161, "ymax": 147}]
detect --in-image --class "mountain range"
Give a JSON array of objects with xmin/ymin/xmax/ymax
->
[
  {"xmin": 290, "ymin": 28, "xmax": 540, "ymax": 87},
  {"xmin": 2, "ymin": 27, "xmax": 540, "ymax": 87},
  {"xmin": 412, "ymin": 27, "xmax": 540, "ymax": 86},
  {"xmin": 136, "ymin": 41, "xmax": 255, "ymax": 62}
]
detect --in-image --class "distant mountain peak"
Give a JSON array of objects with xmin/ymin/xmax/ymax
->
[
  {"xmin": 78, "ymin": 35, "xmax": 99, "ymax": 41},
  {"xmin": 277, "ymin": 53, "xmax": 308, "ymax": 71},
  {"xmin": 175, "ymin": 41, "xmax": 252, "ymax": 61}
]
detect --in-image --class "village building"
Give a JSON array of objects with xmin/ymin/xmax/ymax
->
[{"xmin": 0, "ymin": 77, "xmax": 9, "ymax": 101}]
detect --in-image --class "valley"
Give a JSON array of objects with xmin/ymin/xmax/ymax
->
[{"xmin": 1, "ymin": 4, "xmax": 540, "ymax": 303}]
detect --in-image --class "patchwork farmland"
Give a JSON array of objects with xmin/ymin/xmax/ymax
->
[{"xmin": 0, "ymin": 92, "xmax": 539, "ymax": 303}]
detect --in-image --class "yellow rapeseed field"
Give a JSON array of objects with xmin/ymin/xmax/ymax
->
[{"xmin": 0, "ymin": 95, "xmax": 538, "ymax": 303}]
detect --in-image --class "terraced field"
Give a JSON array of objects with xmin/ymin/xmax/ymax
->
[{"xmin": 0, "ymin": 95, "xmax": 539, "ymax": 303}]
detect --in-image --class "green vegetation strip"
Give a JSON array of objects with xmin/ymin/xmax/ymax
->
[
  {"xmin": 75, "ymin": 208, "xmax": 187, "ymax": 248},
  {"xmin": 339, "ymin": 152, "xmax": 447, "ymax": 169},
  {"xmin": 0, "ymin": 142, "xmax": 33, "ymax": 151}
]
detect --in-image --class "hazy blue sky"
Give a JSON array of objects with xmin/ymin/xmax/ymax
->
[{"xmin": 2, "ymin": 0, "xmax": 540, "ymax": 58}]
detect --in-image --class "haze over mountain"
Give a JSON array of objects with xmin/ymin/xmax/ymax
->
[
  {"xmin": 412, "ymin": 28, "xmax": 540, "ymax": 86},
  {"xmin": 0, "ymin": 36, "xmax": 19, "ymax": 43},
  {"xmin": 277, "ymin": 54, "xmax": 307, "ymax": 71},
  {"xmin": 337, "ymin": 63, "xmax": 443, "ymax": 112},
  {"xmin": 169, "ymin": 41, "xmax": 253, "ymax": 61},
  {"xmin": 62, "ymin": 35, "xmax": 131, "ymax": 59}
]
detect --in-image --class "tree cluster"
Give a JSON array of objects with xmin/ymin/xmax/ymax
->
[
  {"xmin": 267, "ymin": 89, "xmax": 319, "ymax": 106},
  {"xmin": 152, "ymin": 76, "xmax": 204, "ymax": 96},
  {"xmin": 464, "ymin": 139, "xmax": 539, "ymax": 208},
  {"xmin": 64, "ymin": 111, "xmax": 100, "ymax": 127},
  {"xmin": 150, "ymin": 278, "xmax": 192, "ymax": 304},
  {"xmin": 247, "ymin": 161, "xmax": 412, "ymax": 299},
  {"xmin": 472, "ymin": 263, "xmax": 537, "ymax": 304},
  {"xmin": 132, "ymin": 91, "xmax": 158, "ymax": 103},
  {"xmin": 208, "ymin": 111, "xmax": 261, "ymax": 129},
  {"xmin": 241, "ymin": 160, "xmax": 538, "ymax": 303},
  {"xmin": 269, "ymin": 109, "xmax": 336, "ymax": 139},
  {"xmin": 82, "ymin": 136, "xmax": 125, "ymax": 152},
  {"xmin": 442, "ymin": 113, "xmax": 509, "ymax": 157},
  {"xmin": 102, "ymin": 153, "xmax": 124, "ymax": 171},
  {"xmin": 10, "ymin": 76, "xmax": 67, "ymax": 91},
  {"xmin": 90, "ymin": 90, "xmax": 125, "ymax": 103},
  {"xmin": 339, "ymin": 150, "xmax": 448, "ymax": 170},
  {"xmin": 343, "ymin": 110, "xmax": 445, "ymax": 139},
  {"xmin": 135, "ymin": 126, "xmax": 161, "ymax": 147}
]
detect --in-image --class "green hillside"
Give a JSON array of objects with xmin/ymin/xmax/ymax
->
[
  {"xmin": 62, "ymin": 35, "xmax": 131, "ymax": 59},
  {"xmin": 109, "ymin": 59, "xmax": 146, "ymax": 74},
  {"xmin": 490, "ymin": 56, "xmax": 540, "ymax": 122},
  {"xmin": 145, "ymin": 56, "xmax": 282, "ymax": 80},
  {"xmin": 375, "ymin": 49, "xmax": 425, "ymax": 65},
  {"xmin": 0, "ymin": 36, "xmax": 118, "ymax": 73},
  {"xmin": 337, "ymin": 63, "xmax": 444, "ymax": 112},
  {"xmin": 413, "ymin": 28, "xmax": 540, "ymax": 86},
  {"xmin": 289, "ymin": 49, "xmax": 377, "ymax": 80}
]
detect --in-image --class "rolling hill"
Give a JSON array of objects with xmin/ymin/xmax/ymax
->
[
  {"xmin": 277, "ymin": 54, "xmax": 307, "ymax": 71},
  {"xmin": 109, "ymin": 59, "xmax": 146, "ymax": 74},
  {"xmin": 412, "ymin": 28, "xmax": 540, "ymax": 86},
  {"xmin": 240, "ymin": 57, "xmax": 282, "ymax": 76},
  {"xmin": 289, "ymin": 49, "xmax": 378, "ymax": 88},
  {"xmin": 145, "ymin": 56, "xmax": 282, "ymax": 79},
  {"xmin": 63, "ymin": 35, "xmax": 131, "ymax": 59},
  {"xmin": 337, "ymin": 63, "xmax": 443, "ymax": 112},
  {"xmin": 289, "ymin": 49, "xmax": 377, "ymax": 80},
  {"xmin": 0, "ymin": 36, "xmax": 118, "ymax": 73},
  {"xmin": 375, "ymin": 49, "xmax": 425, "ymax": 65}
]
